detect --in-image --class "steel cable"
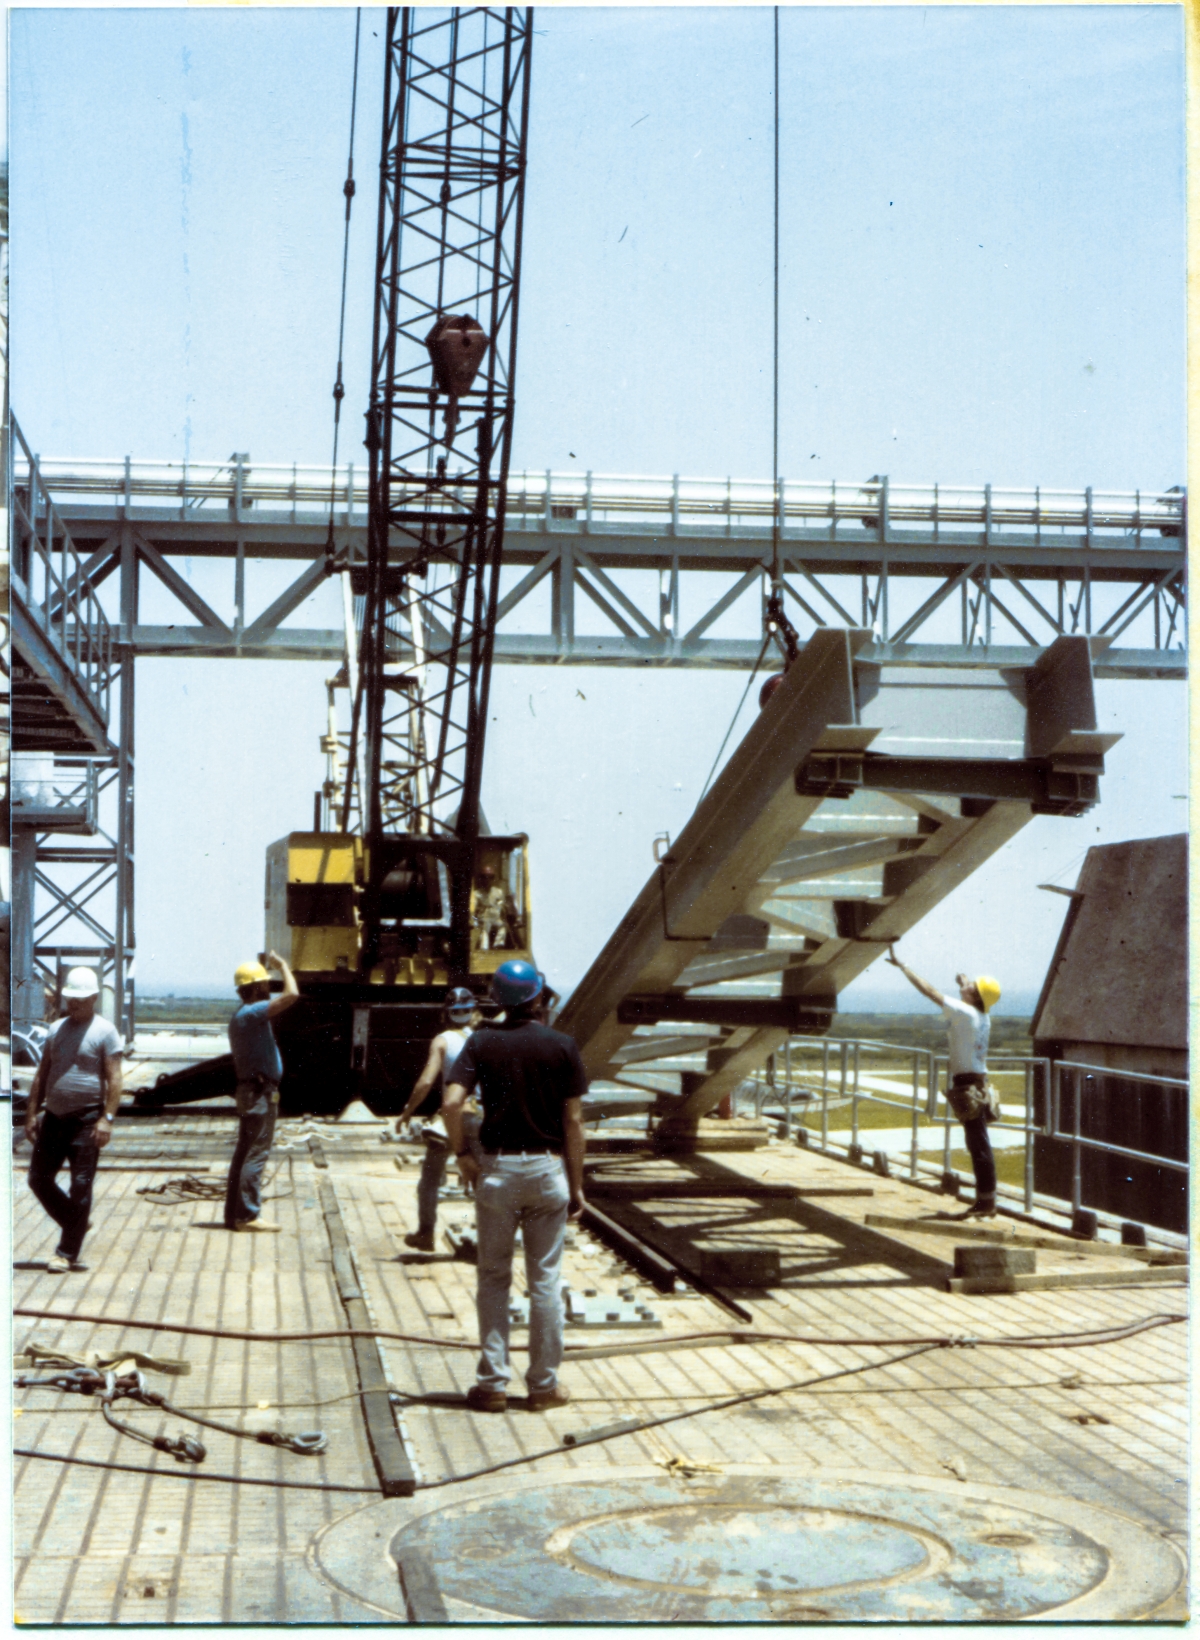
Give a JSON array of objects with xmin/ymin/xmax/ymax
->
[
  {"xmin": 14, "ymin": 1305, "xmax": 1185, "ymax": 1355},
  {"xmin": 14, "ymin": 1315, "xmax": 1186, "ymax": 1495},
  {"xmin": 14, "ymin": 1367, "xmax": 328, "ymax": 1460},
  {"xmin": 326, "ymin": 7, "xmax": 364, "ymax": 540}
]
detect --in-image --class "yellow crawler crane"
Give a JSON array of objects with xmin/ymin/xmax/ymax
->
[{"xmin": 258, "ymin": 830, "xmax": 533, "ymax": 1109}]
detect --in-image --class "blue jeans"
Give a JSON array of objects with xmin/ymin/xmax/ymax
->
[
  {"xmin": 962, "ymin": 1114, "xmax": 997, "ymax": 1201},
  {"xmin": 28, "ymin": 1107, "xmax": 102, "ymax": 1261},
  {"xmin": 416, "ymin": 1110, "xmax": 482, "ymax": 1234},
  {"xmin": 224, "ymin": 1080, "xmax": 278, "ymax": 1227},
  {"xmin": 474, "ymin": 1153, "xmax": 569, "ymax": 1395}
]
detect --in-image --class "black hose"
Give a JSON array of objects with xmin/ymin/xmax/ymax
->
[
  {"xmin": 13, "ymin": 1450, "xmax": 379, "ymax": 1494},
  {"xmin": 14, "ymin": 1305, "xmax": 1185, "ymax": 1355}
]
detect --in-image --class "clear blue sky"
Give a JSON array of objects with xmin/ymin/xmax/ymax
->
[{"xmin": 11, "ymin": 6, "xmax": 1187, "ymax": 1010}]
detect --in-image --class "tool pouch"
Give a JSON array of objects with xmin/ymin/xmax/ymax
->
[{"xmin": 947, "ymin": 1077, "xmax": 998, "ymax": 1124}]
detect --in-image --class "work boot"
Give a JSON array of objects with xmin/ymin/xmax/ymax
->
[
  {"xmin": 404, "ymin": 1230, "xmax": 436, "ymax": 1252},
  {"xmin": 466, "ymin": 1384, "xmax": 508, "ymax": 1413},
  {"xmin": 46, "ymin": 1253, "xmax": 86, "ymax": 1273},
  {"xmin": 528, "ymin": 1385, "xmax": 570, "ymax": 1413},
  {"xmin": 233, "ymin": 1219, "xmax": 281, "ymax": 1233},
  {"xmin": 964, "ymin": 1198, "xmax": 997, "ymax": 1219}
]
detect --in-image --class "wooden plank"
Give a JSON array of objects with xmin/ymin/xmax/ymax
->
[
  {"xmin": 395, "ymin": 1546, "xmax": 449, "ymax": 1622},
  {"xmin": 592, "ymin": 1198, "xmax": 755, "ymax": 1320},
  {"xmin": 579, "ymin": 1202, "xmax": 681, "ymax": 1294},
  {"xmin": 316, "ymin": 1177, "xmax": 415, "ymax": 1497},
  {"xmin": 948, "ymin": 1265, "xmax": 1189, "ymax": 1295},
  {"xmin": 865, "ymin": 1213, "xmax": 1187, "ymax": 1264},
  {"xmin": 590, "ymin": 1179, "xmax": 875, "ymax": 1200}
]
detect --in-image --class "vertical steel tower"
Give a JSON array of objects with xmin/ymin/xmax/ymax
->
[{"xmin": 351, "ymin": 7, "xmax": 533, "ymax": 982}]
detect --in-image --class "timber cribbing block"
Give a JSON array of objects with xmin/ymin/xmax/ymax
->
[
  {"xmin": 953, "ymin": 1244, "xmax": 1036, "ymax": 1279},
  {"xmin": 315, "ymin": 1170, "xmax": 416, "ymax": 1497},
  {"xmin": 948, "ymin": 1264, "xmax": 1187, "ymax": 1295}
]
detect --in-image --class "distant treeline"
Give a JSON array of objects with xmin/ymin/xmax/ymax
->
[{"xmin": 136, "ymin": 996, "xmax": 1033, "ymax": 1055}]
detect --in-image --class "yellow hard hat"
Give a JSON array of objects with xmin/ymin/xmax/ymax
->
[
  {"xmin": 234, "ymin": 960, "xmax": 270, "ymax": 991},
  {"xmin": 975, "ymin": 975, "xmax": 1001, "ymax": 1013}
]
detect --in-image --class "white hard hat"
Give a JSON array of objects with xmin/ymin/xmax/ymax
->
[{"xmin": 62, "ymin": 966, "xmax": 100, "ymax": 999}]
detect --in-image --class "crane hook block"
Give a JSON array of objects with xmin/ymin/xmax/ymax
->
[{"xmin": 425, "ymin": 314, "xmax": 489, "ymax": 397}]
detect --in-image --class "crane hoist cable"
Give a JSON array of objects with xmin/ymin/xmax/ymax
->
[
  {"xmin": 770, "ymin": 5, "xmax": 781, "ymax": 595},
  {"xmin": 325, "ymin": 7, "xmax": 364, "ymax": 558},
  {"xmin": 704, "ymin": 12, "xmax": 788, "ymax": 804}
]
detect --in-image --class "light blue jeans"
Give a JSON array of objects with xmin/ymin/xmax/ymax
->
[
  {"xmin": 416, "ymin": 1110, "xmax": 482, "ymax": 1234},
  {"xmin": 474, "ymin": 1153, "xmax": 569, "ymax": 1395}
]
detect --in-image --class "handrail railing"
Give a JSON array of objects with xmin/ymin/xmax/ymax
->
[
  {"xmin": 10, "ymin": 418, "xmax": 114, "ymax": 728},
  {"xmin": 14, "ymin": 452, "xmax": 1187, "ymax": 544},
  {"xmin": 748, "ymin": 1036, "xmax": 1187, "ymax": 1230}
]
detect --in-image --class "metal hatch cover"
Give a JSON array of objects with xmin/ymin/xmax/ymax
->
[{"xmin": 308, "ymin": 1465, "xmax": 1183, "ymax": 1623}]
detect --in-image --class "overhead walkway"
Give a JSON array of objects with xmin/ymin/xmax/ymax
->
[
  {"xmin": 556, "ymin": 628, "xmax": 1118, "ymax": 1134},
  {"xmin": 17, "ymin": 453, "xmax": 1186, "ymax": 676},
  {"xmin": 10, "ymin": 420, "xmax": 114, "ymax": 756}
]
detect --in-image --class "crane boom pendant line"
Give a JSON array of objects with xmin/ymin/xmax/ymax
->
[
  {"xmin": 771, "ymin": 6, "xmax": 780, "ymax": 592},
  {"xmin": 354, "ymin": 7, "xmax": 533, "ymax": 980}
]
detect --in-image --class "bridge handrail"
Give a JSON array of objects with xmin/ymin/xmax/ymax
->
[
  {"xmin": 10, "ymin": 418, "xmax": 114, "ymax": 726},
  {"xmin": 14, "ymin": 454, "xmax": 1187, "ymax": 540}
]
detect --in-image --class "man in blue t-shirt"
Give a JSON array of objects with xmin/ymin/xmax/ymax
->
[
  {"xmin": 225, "ymin": 950, "xmax": 298, "ymax": 1231},
  {"xmin": 443, "ymin": 960, "xmax": 587, "ymax": 1414}
]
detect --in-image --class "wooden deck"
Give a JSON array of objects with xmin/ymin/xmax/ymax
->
[{"xmin": 11, "ymin": 1110, "xmax": 1189, "ymax": 1623}]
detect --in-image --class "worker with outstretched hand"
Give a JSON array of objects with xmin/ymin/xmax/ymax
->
[
  {"xmin": 395, "ymin": 987, "xmax": 484, "ymax": 1252},
  {"xmin": 442, "ymin": 958, "xmax": 587, "ymax": 1415},
  {"xmin": 24, "ymin": 967, "xmax": 125, "ymax": 1273},
  {"xmin": 887, "ymin": 945, "xmax": 1002, "ymax": 1219},
  {"xmin": 224, "ymin": 950, "xmax": 299, "ymax": 1232}
]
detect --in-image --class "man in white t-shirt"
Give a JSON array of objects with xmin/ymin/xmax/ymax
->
[
  {"xmin": 887, "ymin": 946, "xmax": 1002, "ymax": 1218},
  {"xmin": 24, "ymin": 967, "xmax": 125, "ymax": 1272}
]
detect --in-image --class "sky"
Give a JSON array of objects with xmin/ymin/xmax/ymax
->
[{"xmin": 10, "ymin": 5, "xmax": 1188, "ymax": 1013}]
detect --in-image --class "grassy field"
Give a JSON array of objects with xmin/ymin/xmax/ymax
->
[
  {"xmin": 137, "ymin": 996, "xmax": 237, "ymax": 1026},
  {"xmin": 825, "ymin": 1013, "xmax": 1034, "ymax": 1057}
]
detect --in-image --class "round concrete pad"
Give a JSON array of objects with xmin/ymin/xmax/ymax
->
[{"xmin": 309, "ymin": 1465, "xmax": 1184, "ymax": 1623}]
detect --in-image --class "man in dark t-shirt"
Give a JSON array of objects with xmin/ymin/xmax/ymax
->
[{"xmin": 443, "ymin": 960, "xmax": 587, "ymax": 1414}]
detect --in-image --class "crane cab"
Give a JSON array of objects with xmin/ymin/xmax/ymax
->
[{"xmin": 265, "ymin": 829, "xmax": 533, "ymax": 987}]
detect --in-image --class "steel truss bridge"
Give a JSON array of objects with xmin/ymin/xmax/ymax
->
[
  {"xmin": 23, "ymin": 453, "xmax": 1187, "ymax": 675},
  {"xmin": 8, "ymin": 433, "xmax": 1188, "ymax": 1037}
]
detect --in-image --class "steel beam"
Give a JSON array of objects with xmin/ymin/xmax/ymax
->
[{"xmin": 557, "ymin": 629, "xmax": 1118, "ymax": 1127}]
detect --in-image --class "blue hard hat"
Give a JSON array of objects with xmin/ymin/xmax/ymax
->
[
  {"xmin": 445, "ymin": 986, "xmax": 477, "ymax": 1021},
  {"xmin": 491, "ymin": 959, "xmax": 545, "ymax": 1008}
]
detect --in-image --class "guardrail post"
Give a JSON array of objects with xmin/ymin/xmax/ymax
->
[
  {"xmin": 544, "ymin": 468, "xmax": 553, "ymax": 533},
  {"xmin": 671, "ymin": 473, "xmax": 680, "ymax": 537},
  {"xmin": 585, "ymin": 470, "xmax": 592, "ymax": 535},
  {"xmin": 850, "ymin": 1040, "xmax": 860, "ymax": 1152},
  {"xmin": 1072, "ymin": 1071, "xmax": 1085, "ymax": 1216},
  {"xmin": 783, "ymin": 1040, "xmax": 792, "ymax": 1139},
  {"xmin": 909, "ymin": 1048, "xmax": 920, "ymax": 1180}
]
